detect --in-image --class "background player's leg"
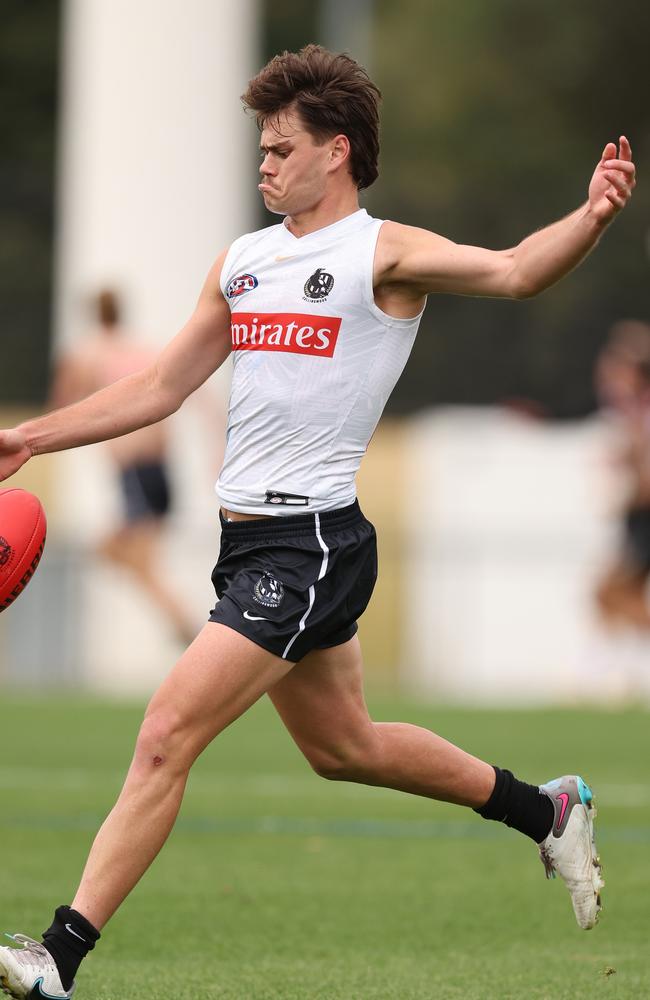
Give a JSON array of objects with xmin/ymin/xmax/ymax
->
[
  {"xmin": 71, "ymin": 623, "xmax": 292, "ymax": 930},
  {"xmin": 268, "ymin": 635, "xmax": 494, "ymax": 806},
  {"xmin": 98, "ymin": 520, "xmax": 197, "ymax": 644},
  {"xmin": 596, "ymin": 562, "xmax": 650, "ymax": 628}
]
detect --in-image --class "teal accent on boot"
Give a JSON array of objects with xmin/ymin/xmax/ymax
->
[{"xmin": 577, "ymin": 776, "xmax": 593, "ymax": 805}]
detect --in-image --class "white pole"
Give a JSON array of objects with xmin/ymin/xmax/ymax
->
[
  {"xmin": 48, "ymin": 0, "xmax": 260, "ymax": 691},
  {"xmin": 55, "ymin": 0, "xmax": 259, "ymax": 350}
]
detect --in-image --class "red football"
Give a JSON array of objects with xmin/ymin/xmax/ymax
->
[{"xmin": 0, "ymin": 488, "xmax": 47, "ymax": 612}]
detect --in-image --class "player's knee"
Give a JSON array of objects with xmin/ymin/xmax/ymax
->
[
  {"xmin": 308, "ymin": 743, "xmax": 375, "ymax": 782},
  {"xmin": 134, "ymin": 710, "xmax": 192, "ymax": 772}
]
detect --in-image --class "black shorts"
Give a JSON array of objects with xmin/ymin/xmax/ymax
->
[
  {"xmin": 208, "ymin": 500, "xmax": 377, "ymax": 662},
  {"xmin": 119, "ymin": 462, "xmax": 171, "ymax": 523}
]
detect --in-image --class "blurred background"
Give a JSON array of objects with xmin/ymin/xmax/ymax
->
[{"xmin": 1, "ymin": 0, "xmax": 649, "ymax": 701}]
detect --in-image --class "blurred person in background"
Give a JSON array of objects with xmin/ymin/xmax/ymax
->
[
  {"xmin": 49, "ymin": 289, "xmax": 197, "ymax": 646},
  {"xmin": 0, "ymin": 45, "xmax": 636, "ymax": 999},
  {"xmin": 594, "ymin": 319, "xmax": 650, "ymax": 630}
]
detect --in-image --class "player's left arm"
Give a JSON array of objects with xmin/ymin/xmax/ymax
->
[{"xmin": 379, "ymin": 136, "xmax": 636, "ymax": 303}]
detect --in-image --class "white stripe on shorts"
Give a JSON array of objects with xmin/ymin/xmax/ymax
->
[{"xmin": 282, "ymin": 513, "xmax": 329, "ymax": 660}]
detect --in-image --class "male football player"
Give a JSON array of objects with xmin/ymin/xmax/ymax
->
[{"xmin": 0, "ymin": 45, "xmax": 635, "ymax": 998}]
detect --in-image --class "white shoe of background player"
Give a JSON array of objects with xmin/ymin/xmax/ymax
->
[
  {"xmin": 538, "ymin": 775, "xmax": 604, "ymax": 930},
  {"xmin": 0, "ymin": 934, "xmax": 75, "ymax": 999}
]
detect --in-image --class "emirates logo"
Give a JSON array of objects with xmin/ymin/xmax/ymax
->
[{"xmin": 231, "ymin": 312, "xmax": 341, "ymax": 358}]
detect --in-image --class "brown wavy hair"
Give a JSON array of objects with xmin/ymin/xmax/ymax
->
[{"xmin": 242, "ymin": 45, "xmax": 381, "ymax": 190}]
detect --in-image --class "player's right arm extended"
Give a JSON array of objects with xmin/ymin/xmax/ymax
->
[{"xmin": 0, "ymin": 252, "xmax": 231, "ymax": 482}]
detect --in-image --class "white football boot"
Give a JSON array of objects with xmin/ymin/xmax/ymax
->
[
  {"xmin": 538, "ymin": 775, "xmax": 604, "ymax": 929},
  {"xmin": 0, "ymin": 934, "xmax": 75, "ymax": 999}
]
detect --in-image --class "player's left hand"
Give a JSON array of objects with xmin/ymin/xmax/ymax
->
[{"xmin": 588, "ymin": 136, "xmax": 636, "ymax": 223}]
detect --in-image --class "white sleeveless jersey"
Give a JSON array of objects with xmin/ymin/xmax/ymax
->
[{"xmin": 216, "ymin": 208, "xmax": 424, "ymax": 514}]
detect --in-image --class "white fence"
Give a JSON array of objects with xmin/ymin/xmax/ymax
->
[{"xmin": 401, "ymin": 408, "xmax": 650, "ymax": 704}]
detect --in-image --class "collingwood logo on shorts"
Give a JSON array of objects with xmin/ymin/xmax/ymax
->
[
  {"xmin": 303, "ymin": 268, "xmax": 334, "ymax": 302},
  {"xmin": 253, "ymin": 571, "xmax": 285, "ymax": 608}
]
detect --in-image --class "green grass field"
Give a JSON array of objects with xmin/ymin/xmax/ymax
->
[{"xmin": 1, "ymin": 693, "xmax": 649, "ymax": 999}]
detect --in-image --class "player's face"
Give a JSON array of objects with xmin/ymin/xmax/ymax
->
[{"xmin": 258, "ymin": 109, "xmax": 334, "ymax": 217}]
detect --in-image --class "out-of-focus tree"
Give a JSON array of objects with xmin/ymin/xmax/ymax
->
[
  {"xmin": 371, "ymin": 0, "xmax": 649, "ymax": 416},
  {"xmin": 263, "ymin": 0, "xmax": 319, "ymax": 62},
  {"xmin": 0, "ymin": 1, "xmax": 60, "ymax": 405}
]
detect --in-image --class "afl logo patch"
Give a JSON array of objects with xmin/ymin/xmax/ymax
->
[
  {"xmin": 226, "ymin": 273, "xmax": 258, "ymax": 299},
  {"xmin": 303, "ymin": 268, "xmax": 334, "ymax": 302},
  {"xmin": 0, "ymin": 537, "xmax": 13, "ymax": 567},
  {"xmin": 253, "ymin": 571, "xmax": 285, "ymax": 609}
]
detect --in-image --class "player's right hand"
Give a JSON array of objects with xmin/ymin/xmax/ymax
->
[
  {"xmin": 0, "ymin": 429, "xmax": 32, "ymax": 482},
  {"xmin": 588, "ymin": 136, "xmax": 636, "ymax": 223}
]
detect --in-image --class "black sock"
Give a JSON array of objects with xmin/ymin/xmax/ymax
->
[
  {"xmin": 474, "ymin": 766, "xmax": 554, "ymax": 843},
  {"xmin": 41, "ymin": 905, "xmax": 101, "ymax": 991}
]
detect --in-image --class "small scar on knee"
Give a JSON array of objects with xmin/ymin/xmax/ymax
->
[{"xmin": 152, "ymin": 755, "xmax": 164, "ymax": 767}]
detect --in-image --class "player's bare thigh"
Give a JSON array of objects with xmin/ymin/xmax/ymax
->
[
  {"xmin": 142, "ymin": 621, "xmax": 295, "ymax": 766},
  {"xmin": 268, "ymin": 635, "xmax": 380, "ymax": 776}
]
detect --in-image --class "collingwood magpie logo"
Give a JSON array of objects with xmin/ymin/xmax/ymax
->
[
  {"xmin": 253, "ymin": 571, "xmax": 285, "ymax": 609},
  {"xmin": 303, "ymin": 267, "xmax": 334, "ymax": 302}
]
